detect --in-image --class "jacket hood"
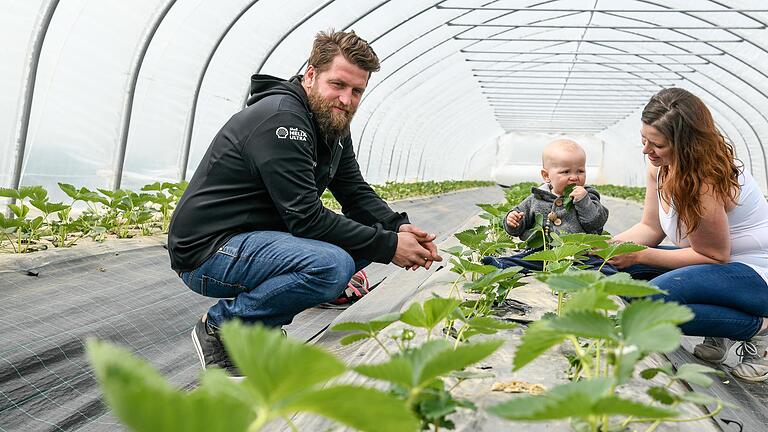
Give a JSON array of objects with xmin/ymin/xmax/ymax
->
[{"xmin": 247, "ymin": 74, "xmax": 309, "ymax": 108}]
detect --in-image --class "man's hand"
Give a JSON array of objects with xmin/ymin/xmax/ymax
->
[
  {"xmin": 506, "ymin": 210, "xmax": 524, "ymax": 228},
  {"xmin": 392, "ymin": 232, "xmax": 433, "ymax": 270},
  {"xmin": 397, "ymin": 224, "xmax": 443, "ymax": 270},
  {"xmin": 570, "ymin": 186, "xmax": 588, "ymax": 202}
]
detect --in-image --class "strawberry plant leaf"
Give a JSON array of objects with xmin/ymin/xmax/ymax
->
[
  {"xmin": 219, "ymin": 322, "xmax": 345, "ymax": 405},
  {"xmin": 513, "ymin": 320, "xmax": 567, "ymax": 370}
]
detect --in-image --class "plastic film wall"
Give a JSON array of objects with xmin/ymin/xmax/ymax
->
[{"xmin": 3, "ymin": 0, "xmax": 768, "ymax": 204}]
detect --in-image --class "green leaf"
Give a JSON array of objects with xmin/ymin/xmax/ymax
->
[
  {"xmin": 544, "ymin": 271, "xmax": 604, "ymax": 293},
  {"xmin": 490, "ymin": 378, "xmax": 678, "ymax": 421},
  {"xmin": 285, "ymin": 385, "xmax": 419, "ymax": 432},
  {"xmin": 87, "ymin": 339, "xmax": 255, "ymax": 432},
  {"xmin": 523, "ymin": 244, "xmax": 589, "ymax": 262},
  {"xmin": 354, "ymin": 357, "xmax": 414, "ymax": 389},
  {"xmin": 400, "ymin": 297, "xmax": 461, "ymax": 330},
  {"xmin": 419, "ymin": 339, "xmax": 503, "ymax": 387},
  {"xmin": 673, "ymin": 363, "xmax": 722, "ymax": 387},
  {"xmin": 595, "ymin": 278, "xmax": 666, "ymax": 298},
  {"xmin": 621, "ymin": 300, "xmax": 694, "ymax": 352},
  {"xmin": 593, "ymin": 242, "xmax": 646, "ymax": 261},
  {"xmin": 8, "ymin": 204, "xmax": 29, "ymax": 219},
  {"xmin": 489, "ymin": 378, "xmax": 612, "ymax": 420},
  {"xmin": 615, "ymin": 350, "xmax": 643, "ymax": 385},
  {"xmin": 454, "ymin": 227, "xmax": 488, "ymax": 250},
  {"xmin": 549, "ymin": 311, "xmax": 618, "ymax": 340},
  {"xmin": 562, "ymin": 289, "xmax": 618, "ymax": 313},
  {"xmin": 640, "ymin": 364, "xmax": 675, "ymax": 380},
  {"xmin": 679, "ymin": 392, "xmax": 723, "ymax": 406},
  {"xmin": 647, "ymin": 386, "xmax": 678, "ymax": 405},
  {"xmin": 464, "ymin": 267, "xmax": 524, "ymax": 292},
  {"xmin": 0, "ymin": 187, "xmax": 21, "ymax": 199},
  {"xmin": 476, "ymin": 203, "xmax": 506, "ymax": 217},
  {"xmin": 559, "ymin": 233, "xmax": 611, "ymax": 249},
  {"xmin": 441, "ymin": 245, "xmax": 465, "ymax": 257},
  {"xmin": 562, "ymin": 184, "xmax": 576, "ymax": 211},
  {"xmin": 463, "ymin": 316, "xmax": 517, "ymax": 334},
  {"xmin": 513, "ymin": 320, "xmax": 567, "ymax": 371},
  {"xmin": 592, "ymin": 396, "xmax": 678, "ymax": 418},
  {"xmin": 340, "ymin": 333, "xmax": 371, "ymax": 346},
  {"xmin": 332, "ymin": 312, "xmax": 400, "ymax": 333},
  {"xmin": 219, "ymin": 322, "xmax": 345, "ymax": 405}
]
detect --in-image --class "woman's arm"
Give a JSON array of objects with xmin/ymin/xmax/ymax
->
[
  {"xmin": 611, "ymin": 175, "xmax": 731, "ymax": 269},
  {"xmin": 612, "ymin": 165, "xmax": 667, "ymax": 246}
]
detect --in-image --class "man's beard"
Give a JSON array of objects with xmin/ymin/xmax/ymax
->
[{"xmin": 308, "ymin": 88, "xmax": 356, "ymax": 140}]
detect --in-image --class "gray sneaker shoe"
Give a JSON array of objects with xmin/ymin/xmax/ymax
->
[
  {"xmin": 693, "ymin": 337, "xmax": 734, "ymax": 364},
  {"xmin": 732, "ymin": 335, "xmax": 768, "ymax": 382},
  {"xmin": 191, "ymin": 314, "xmax": 242, "ymax": 380}
]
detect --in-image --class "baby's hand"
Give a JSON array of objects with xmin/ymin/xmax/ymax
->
[
  {"xmin": 570, "ymin": 186, "xmax": 588, "ymax": 202},
  {"xmin": 506, "ymin": 210, "xmax": 524, "ymax": 228}
]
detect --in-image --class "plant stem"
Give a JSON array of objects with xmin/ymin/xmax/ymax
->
[
  {"xmin": 283, "ymin": 416, "xmax": 299, "ymax": 432},
  {"xmin": 371, "ymin": 334, "xmax": 392, "ymax": 356},
  {"xmin": 568, "ymin": 336, "xmax": 593, "ymax": 379},
  {"xmin": 626, "ymin": 401, "xmax": 724, "ymax": 430}
]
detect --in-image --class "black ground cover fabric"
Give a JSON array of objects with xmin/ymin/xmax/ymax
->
[{"xmin": 0, "ymin": 187, "xmax": 505, "ymax": 431}]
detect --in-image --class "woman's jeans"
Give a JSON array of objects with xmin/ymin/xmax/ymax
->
[
  {"xmin": 624, "ymin": 246, "xmax": 768, "ymax": 341},
  {"xmin": 179, "ymin": 231, "xmax": 369, "ymax": 328}
]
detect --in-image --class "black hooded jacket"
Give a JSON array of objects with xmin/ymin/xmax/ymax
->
[{"xmin": 167, "ymin": 75, "xmax": 409, "ymax": 272}]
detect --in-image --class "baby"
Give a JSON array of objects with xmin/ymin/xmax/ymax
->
[
  {"xmin": 486, "ymin": 139, "xmax": 612, "ymax": 273},
  {"xmin": 505, "ymin": 139, "xmax": 608, "ymax": 239}
]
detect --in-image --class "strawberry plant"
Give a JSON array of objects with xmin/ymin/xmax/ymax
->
[{"xmin": 88, "ymin": 322, "xmax": 419, "ymax": 432}]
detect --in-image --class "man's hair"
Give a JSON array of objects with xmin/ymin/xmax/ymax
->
[
  {"xmin": 642, "ymin": 87, "xmax": 741, "ymax": 235},
  {"xmin": 307, "ymin": 30, "xmax": 380, "ymax": 75}
]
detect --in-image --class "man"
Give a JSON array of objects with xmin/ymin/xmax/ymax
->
[{"xmin": 168, "ymin": 30, "xmax": 441, "ymax": 377}]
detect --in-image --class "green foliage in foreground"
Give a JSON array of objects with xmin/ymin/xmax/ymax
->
[
  {"xmin": 88, "ymin": 323, "xmax": 421, "ymax": 432},
  {"xmin": 322, "ymin": 180, "xmax": 495, "ymax": 210}
]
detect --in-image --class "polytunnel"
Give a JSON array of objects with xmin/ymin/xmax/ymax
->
[{"xmin": 2, "ymin": 1, "xmax": 768, "ymax": 431}]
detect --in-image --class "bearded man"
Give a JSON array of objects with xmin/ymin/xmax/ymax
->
[{"xmin": 167, "ymin": 30, "xmax": 441, "ymax": 378}]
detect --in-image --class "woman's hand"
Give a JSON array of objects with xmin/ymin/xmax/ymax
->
[{"xmin": 608, "ymin": 249, "xmax": 646, "ymax": 269}]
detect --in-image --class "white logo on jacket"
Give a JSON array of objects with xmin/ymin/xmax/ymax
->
[{"xmin": 275, "ymin": 127, "xmax": 289, "ymax": 139}]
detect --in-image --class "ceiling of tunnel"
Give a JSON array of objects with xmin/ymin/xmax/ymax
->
[{"xmin": 2, "ymin": 0, "xmax": 768, "ymax": 200}]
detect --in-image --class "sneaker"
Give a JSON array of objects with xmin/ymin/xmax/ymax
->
[
  {"xmin": 732, "ymin": 334, "xmax": 768, "ymax": 382},
  {"xmin": 693, "ymin": 337, "xmax": 734, "ymax": 364},
  {"xmin": 191, "ymin": 314, "xmax": 243, "ymax": 380},
  {"xmin": 320, "ymin": 270, "xmax": 371, "ymax": 309}
]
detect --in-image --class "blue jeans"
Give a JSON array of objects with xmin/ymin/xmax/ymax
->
[
  {"xmin": 179, "ymin": 231, "xmax": 368, "ymax": 328},
  {"xmin": 624, "ymin": 247, "xmax": 768, "ymax": 340}
]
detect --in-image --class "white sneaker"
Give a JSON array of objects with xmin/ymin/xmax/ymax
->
[{"xmin": 732, "ymin": 335, "xmax": 768, "ymax": 382}]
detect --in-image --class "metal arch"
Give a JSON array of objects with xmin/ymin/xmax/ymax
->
[
  {"xmin": 395, "ymin": 85, "xmax": 482, "ymax": 181},
  {"xmin": 598, "ymin": 3, "xmax": 768, "ymax": 187},
  {"xmin": 406, "ymin": 88, "xmax": 497, "ymax": 181},
  {"xmin": 388, "ymin": 80, "xmax": 481, "ymax": 180},
  {"xmin": 356, "ymin": 1, "xmax": 586, "ymax": 161},
  {"xmin": 180, "ymin": 0, "xmax": 262, "ymax": 181},
  {"xmin": 354, "ymin": 0, "xmax": 478, "ymax": 157},
  {"xmin": 239, "ymin": 0, "xmax": 335, "ymax": 107},
  {"xmin": 425, "ymin": 110, "xmax": 497, "ymax": 180},
  {"xmin": 112, "ymin": 0, "xmax": 177, "ymax": 190},
  {"xmin": 460, "ymin": 2, "xmax": 767, "ymax": 185},
  {"xmin": 293, "ymin": 0, "xmax": 434, "ymax": 76},
  {"xmin": 10, "ymin": 0, "xmax": 60, "ymax": 195}
]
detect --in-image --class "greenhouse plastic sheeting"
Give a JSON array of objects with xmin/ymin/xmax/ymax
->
[{"xmin": 4, "ymin": 1, "xmax": 768, "ymax": 202}]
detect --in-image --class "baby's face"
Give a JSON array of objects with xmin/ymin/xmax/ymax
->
[{"xmin": 541, "ymin": 149, "xmax": 587, "ymax": 196}]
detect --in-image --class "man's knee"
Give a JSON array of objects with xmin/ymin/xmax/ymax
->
[{"xmin": 305, "ymin": 245, "xmax": 355, "ymax": 298}]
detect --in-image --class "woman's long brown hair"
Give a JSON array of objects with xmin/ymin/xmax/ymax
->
[{"xmin": 641, "ymin": 88, "xmax": 741, "ymax": 237}]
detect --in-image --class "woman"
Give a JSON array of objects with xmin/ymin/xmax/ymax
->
[{"xmin": 609, "ymin": 88, "xmax": 768, "ymax": 382}]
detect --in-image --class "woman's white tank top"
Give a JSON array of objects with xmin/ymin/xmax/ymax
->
[{"xmin": 658, "ymin": 170, "xmax": 768, "ymax": 284}]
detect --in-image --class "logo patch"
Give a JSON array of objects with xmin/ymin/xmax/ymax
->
[
  {"xmin": 288, "ymin": 127, "xmax": 308, "ymax": 141},
  {"xmin": 275, "ymin": 127, "xmax": 289, "ymax": 139}
]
